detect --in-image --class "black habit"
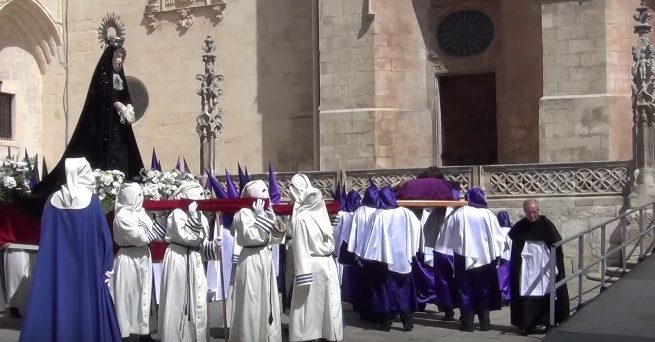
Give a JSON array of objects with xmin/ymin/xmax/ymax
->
[
  {"xmin": 508, "ymin": 215, "xmax": 570, "ymax": 332},
  {"xmin": 31, "ymin": 45, "xmax": 144, "ymax": 200}
]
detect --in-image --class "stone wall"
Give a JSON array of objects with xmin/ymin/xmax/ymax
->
[
  {"xmin": 5, "ymin": 0, "xmax": 314, "ymax": 174},
  {"xmin": 0, "ymin": 44, "xmax": 43, "ymax": 157},
  {"xmin": 539, "ymin": 0, "xmax": 636, "ymax": 163},
  {"xmin": 319, "ymin": 0, "xmax": 433, "ymax": 170}
]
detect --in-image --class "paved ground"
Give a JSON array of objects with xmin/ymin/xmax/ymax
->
[
  {"xmin": 0, "ymin": 277, "xmax": 609, "ymax": 342},
  {"xmin": 544, "ymin": 255, "xmax": 655, "ymax": 342},
  {"xmin": 0, "ymin": 302, "xmax": 544, "ymax": 342}
]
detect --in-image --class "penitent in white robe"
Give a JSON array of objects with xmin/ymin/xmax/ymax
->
[
  {"xmin": 288, "ymin": 215, "xmax": 344, "ymax": 342},
  {"xmin": 158, "ymin": 209, "xmax": 217, "ymax": 342},
  {"xmin": 229, "ymin": 209, "xmax": 284, "ymax": 342},
  {"xmin": 111, "ymin": 209, "xmax": 164, "ymax": 337}
]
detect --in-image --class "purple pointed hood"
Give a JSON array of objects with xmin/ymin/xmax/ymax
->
[
  {"xmin": 150, "ymin": 148, "xmax": 159, "ymax": 170},
  {"xmin": 268, "ymin": 162, "xmax": 281, "ymax": 204},
  {"xmin": 237, "ymin": 163, "xmax": 248, "ymax": 195},
  {"xmin": 207, "ymin": 169, "xmax": 228, "ymax": 199},
  {"xmin": 497, "ymin": 211, "xmax": 512, "ymax": 228},
  {"xmin": 378, "ymin": 186, "xmax": 398, "ymax": 209},
  {"xmin": 28, "ymin": 154, "xmax": 40, "ymax": 189},
  {"xmin": 465, "ymin": 187, "xmax": 488, "ymax": 208},
  {"xmin": 345, "ymin": 190, "xmax": 362, "ymax": 212},
  {"xmin": 23, "ymin": 148, "xmax": 30, "ymax": 166},
  {"xmin": 175, "ymin": 156, "xmax": 182, "ymax": 171},
  {"xmin": 183, "ymin": 157, "xmax": 191, "ymax": 174},
  {"xmin": 361, "ymin": 179, "xmax": 379, "ymax": 208},
  {"xmin": 41, "ymin": 159, "xmax": 49, "ymax": 177},
  {"xmin": 225, "ymin": 169, "xmax": 239, "ymax": 199}
]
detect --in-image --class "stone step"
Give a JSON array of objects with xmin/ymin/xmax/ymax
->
[{"xmin": 586, "ymin": 271, "xmax": 621, "ymax": 283}]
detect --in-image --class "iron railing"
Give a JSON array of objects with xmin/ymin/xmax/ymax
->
[{"xmin": 548, "ymin": 201, "xmax": 655, "ymax": 326}]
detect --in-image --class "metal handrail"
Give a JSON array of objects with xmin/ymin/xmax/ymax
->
[{"xmin": 548, "ymin": 201, "xmax": 655, "ymax": 326}]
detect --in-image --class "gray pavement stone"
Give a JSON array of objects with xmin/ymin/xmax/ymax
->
[{"xmin": 2, "ymin": 277, "xmax": 610, "ymax": 342}]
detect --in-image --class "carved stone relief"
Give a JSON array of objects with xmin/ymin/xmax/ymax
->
[{"xmin": 144, "ymin": 0, "xmax": 227, "ymax": 31}]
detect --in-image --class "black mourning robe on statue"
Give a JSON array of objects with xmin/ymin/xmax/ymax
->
[
  {"xmin": 31, "ymin": 45, "xmax": 144, "ymax": 200},
  {"xmin": 508, "ymin": 216, "xmax": 570, "ymax": 331}
]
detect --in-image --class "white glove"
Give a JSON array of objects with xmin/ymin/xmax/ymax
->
[
  {"xmin": 118, "ymin": 104, "xmax": 135, "ymax": 124},
  {"xmin": 188, "ymin": 201, "xmax": 198, "ymax": 213},
  {"xmin": 253, "ymin": 199, "xmax": 266, "ymax": 217},
  {"xmin": 265, "ymin": 203, "xmax": 276, "ymax": 221},
  {"xmin": 104, "ymin": 270, "xmax": 114, "ymax": 286}
]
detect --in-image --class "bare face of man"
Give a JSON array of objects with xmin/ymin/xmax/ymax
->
[
  {"xmin": 112, "ymin": 49, "xmax": 125, "ymax": 72},
  {"xmin": 524, "ymin": 203, "xmax": 540, "ymax": 223}
]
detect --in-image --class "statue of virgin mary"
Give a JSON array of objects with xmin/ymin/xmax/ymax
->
[{"xmin": 31, "ymin": 14, "xmax": 144, "ymax": 199}]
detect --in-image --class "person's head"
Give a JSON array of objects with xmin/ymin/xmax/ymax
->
[
  {"xmin": 465, "ymin": 187, "xmax": 487, "ymax": 208},
  {"xmin": 288, "ymin": 173, "xmax": 317, "ymax": 204},
  {"xmin": 115, "ymin": 182, "xmax": 144, "ymax": 213},
  {"xmin": 64, "ymin": 157, "xmax": 95, "ymax": 192},
  {"xmin": 240, "ymin": 180, "xmax": 269, "ymax": 200},
  {"xmin": 112, "ymin": 47, "xmax": 126, "ymax": 72},
  {"xmin": 171, "ymin": 181, "xmax": 205, "ymax": 201},
  {"xmin": 523, "ymin": 199, "xmax": 540, "ymax": 222}
]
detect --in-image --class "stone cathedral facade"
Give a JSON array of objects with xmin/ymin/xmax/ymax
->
[{"xmin": 0, "ymin": 0, "xmax": 645, "ymax": 174}]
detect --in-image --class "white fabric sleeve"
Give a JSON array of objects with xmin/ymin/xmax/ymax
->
[
  {"xmin": 232, "ymin": 209, "xmax": 270, "ymax": 247},
  {"xmin": 292, "ymin": 220, "xmax": 313, "ymax": 286},
  {"xmin": 114, "ymin": 212, "xmax": 150, "ymax": 246}
]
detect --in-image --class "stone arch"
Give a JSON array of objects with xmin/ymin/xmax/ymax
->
[{"xmin": 0, "ymin": 0, "xmax": 61, "ymax": 74}]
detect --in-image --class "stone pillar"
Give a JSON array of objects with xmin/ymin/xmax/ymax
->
[
  {"xmin": 539, "ymin": 0, "xmax": 636, "ymax": 163},
  {"xmin": 195, "ymin": 36, "xmax": 224, "ymax": 173},
  {"xmin": 318, "ymin": 0, "xmax": 434, "ymax": 170},
  {"xmin": 630, "ymin": 1, "xmax": 655, "ymax": 204}
]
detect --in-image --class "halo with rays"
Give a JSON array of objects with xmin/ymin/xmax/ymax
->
[{"xmin": 97, "ymin": 13, "xmax": 126, "ymax": 49}]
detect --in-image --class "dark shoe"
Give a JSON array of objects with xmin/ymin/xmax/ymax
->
[
  {"xmin": 8, "ymin": 308, "xmax": 21, "ymax": 319},
  {"xmin": 399, "ymin": 311, "xmax": 413, "ymax": 331},
  {"xmin": 533, "ymin": 324, "xmax": 548, "ymax": 334},
  {"xmin": 379, "ymin": 317, "xmax": 392, "ymax": 332},
  {"xmin": 479, "ymin": 321, "xmax": 491, "ymax": 331},
  {"xmin": 459, "ymin": 324, "xmax": 475, "ymax": 332}
]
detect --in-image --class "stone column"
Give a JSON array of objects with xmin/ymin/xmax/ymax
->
[
  {"xmin": 318, "ymin": 0, "xmax": 434, "ymax": 170},
  {"xmin": 539, "ymin": 0, "xmax": 636, "ymax": 163},
  {"xmin": 630, "ymin": 1, "xmax": 655, "ymax": 204},
  {"xmin": 196, "ymin": 36, "xmax": 224, "ymax": 173}
]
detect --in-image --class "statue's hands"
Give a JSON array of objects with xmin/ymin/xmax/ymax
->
[{"xmin": 114, "ymin": 101, "xmax": 135, "ymax": 124}]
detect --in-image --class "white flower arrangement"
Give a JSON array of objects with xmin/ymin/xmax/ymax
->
[
  {"xmin": 93, "ymin": 169, "xmax": 125, "ymax": 212},
  {"xmin": 140, "ymin": 168, "xmax": 199, "ymax": 200},
  {"xmin": 0, "ymin": 157, "xmax": 34, "ymax": 205},
  {"xmin": 93, "ymin": 169, "xmax": 125, "ymax": 200}
]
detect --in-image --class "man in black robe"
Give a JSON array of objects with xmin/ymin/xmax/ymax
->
[{"xmin": 509, "ymin": 199, "xmax": 570, "ymax": 335}]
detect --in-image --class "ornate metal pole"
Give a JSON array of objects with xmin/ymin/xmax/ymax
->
[
  {"xmin": 196, "ymin": 36, "xmax": 224, "ymax": 173},
  {"xmin": 631, "ymin": 1, "xmax": 655, "ymax": 203}
]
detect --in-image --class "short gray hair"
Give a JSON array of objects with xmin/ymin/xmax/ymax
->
[{"xmin": 523, "ymin": 199, "xmax": 539, "ymax": 209}]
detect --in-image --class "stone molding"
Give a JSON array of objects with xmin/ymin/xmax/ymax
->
[{"xmin": 144, "ymin": 0, "xmax": 227, "ymax": 31}]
